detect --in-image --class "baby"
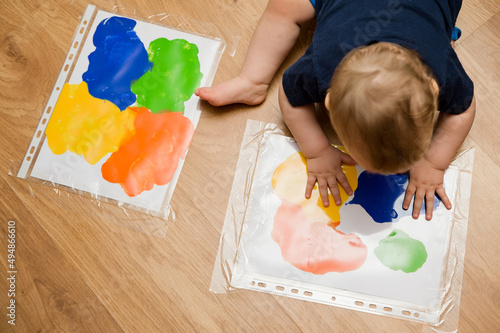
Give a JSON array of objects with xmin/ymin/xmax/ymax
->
[{"xmin": 195, "ymin": 0, "xmax": 475, "ymax": 220}]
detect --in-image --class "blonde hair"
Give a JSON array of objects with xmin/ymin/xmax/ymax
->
[{"xmin": 328, "ymin": 42, "xmax": 438, "ymax": 173}]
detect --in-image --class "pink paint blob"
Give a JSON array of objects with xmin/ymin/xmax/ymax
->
[{"xmin": 271, "ymin": 201, "xmax": 367, "ymax": 274}]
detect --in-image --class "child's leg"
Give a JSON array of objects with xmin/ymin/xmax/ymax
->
[{"xmin": 195, "ymin": 0, "xmax": 315, "ymax": 106}]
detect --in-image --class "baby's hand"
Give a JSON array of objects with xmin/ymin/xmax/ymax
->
[
  {"xmin": 305, "ymin": 146, "xmax": 356, "ymax": 207},
  {"xmin": 403, "ymin": 158, "xmax": 452, "ymax": 220}
]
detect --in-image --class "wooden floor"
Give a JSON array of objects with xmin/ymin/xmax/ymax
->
[{"xmin": 1, "ymin": 0, "xmax": 499, "ymax": 331}]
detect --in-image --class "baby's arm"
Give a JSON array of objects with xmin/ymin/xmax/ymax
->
[
  {"xmin": 403, "ymin": 96, "xmax": 476, "ymax": 220},
  {"xmin": 195, "ymin": 0, "xmax": 315, "ymax": 106},
  {"xmin": 279, "ymin": 82, "xmax": 356, "ymax": 207}
]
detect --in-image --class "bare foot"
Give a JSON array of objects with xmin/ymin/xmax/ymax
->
[{"xmin": 195, "ymin": 76, "xmax": 268, "ymax": 106}]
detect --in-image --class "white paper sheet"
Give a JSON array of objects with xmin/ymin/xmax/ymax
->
[
  {"xmin": 28, "ymin": 9, "xmax": 225, "ymax": 213},
  {"xmin": 232, "ymin": 134, "xmax": 458, "ymax": 307},
  {"xmin": 212, "ymin": 120, "xmax": 472, "ymax": 324}
]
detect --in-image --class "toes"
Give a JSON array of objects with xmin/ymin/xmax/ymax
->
[
  {"xmin": 195, "ymin": 79, "xmax": 268, "ymax": 106},
  {"xmin": 196, "ymin": 88, "xmax": 223, "ymax": 106}
]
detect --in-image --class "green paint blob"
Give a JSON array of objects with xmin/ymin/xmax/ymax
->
[
  {"xmin": 131, "ymin": 38, "xmax": 203, "ymax": 113},
  {"xmin": 374, "ymin": 229, "xmax": 428, "ymax": 273}
]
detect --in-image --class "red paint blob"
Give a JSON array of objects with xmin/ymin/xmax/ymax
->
[{"xmin": 101, "ymin": 107, "xmax": 194, "ymax": 197}]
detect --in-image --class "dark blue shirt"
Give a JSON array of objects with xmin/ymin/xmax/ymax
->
[{"xmin": 282, "ymin": 0, "xmax": 474, "ymax": 114}]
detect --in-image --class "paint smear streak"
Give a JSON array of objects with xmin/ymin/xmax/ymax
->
[
  {"xmin": 132, "ymin": 38, "xmax": 203, "ymax": 113},
  {"xmin": 101, "ymin": 107, "xmax": 194, "ymax": 197},
  {"xmin": 374, "ymin": 229, "xmax": 428, "ymax": 273},
  {"xmin": 82, "ymin": 16, "xmax": 152, "ymax": 110},
  {"xmin": 271, "ymin": 151, "xmax": 366, "ymax": 274},
  {"xmin": 46, "ymin": 82, "xmax": 136, "ymax": 165}
]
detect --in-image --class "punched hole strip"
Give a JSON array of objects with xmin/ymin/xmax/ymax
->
[
  {"xmin": 238, "ymin": 273, "xmax": 441, "ymax": 324},
  {"xmin": 18, "ymin": 5, "xmax": 97, "ymax": 179}
]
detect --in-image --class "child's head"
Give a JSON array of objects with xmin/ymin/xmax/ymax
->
[{"xmin": 326, "ymin": 42, "xmax": 438, "ymax": 174}]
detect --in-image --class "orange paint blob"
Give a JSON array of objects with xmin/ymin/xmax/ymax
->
[
  {"xmin": 271, "ymin": 201, "xmax": 367, "ymax": 274},
  {"xmin": 271, "ymin": 150, "xmax": 366, "ymax": 274},
  {"xmin": 101, "ymin": 107, "xmax": 194, "ymax": 197},
  {"xmin": 46, "ymin": 82, "xmax": 136, "ymax": 165}
]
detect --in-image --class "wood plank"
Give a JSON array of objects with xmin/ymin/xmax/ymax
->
[
  {"xmin": 458, "ymin": 139, "xmax": 500, "ymax": 331},
  {"xmin": 0, "ymin": 0, "xmax": 499, "ymax": 331},
  {"xmin": 455, "ymin": 0, "xmax": 500, "ymax": 44},
  {"xmin": 456, "ymin": 12, "xmax": 500, "ymax": 166},
  {"xmin": 0, "ymin": 175, "xmax": 122, "ymax": 332}
]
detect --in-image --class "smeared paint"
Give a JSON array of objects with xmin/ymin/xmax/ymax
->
[
  {"xmin": 374, "ymin": 229, "xmax": 428, "ymax": 273},
  {"xmin": 272, "ymin": 151, "xmax": 358, "ymax": 224},
  {"xmin": 131, "ymin": 38, "xmax": 203, "ymax": 113},
  {"xmin": 82, "ymin": 16, "xmax": 152, "ymax": 110},
  {"xmin": 347, "ymin": 171, "xmax": 441, "ymax": 222},
  {"xmin": 271, "ymin": 151, "xmax": 366, "ymax": 274},
  {"xmin": 347, "ymin": 171, "xmax": 407, "ymax": 222},
  {"xmin": 46, "ymin": 82, "xmax": 136, "ymax": 165},
  {"xmin": 101, "ymin": 107, "xmax": 194, "ymax": 197},
  {"xmin": 271, "ymin": 201, "xmax": 367, "ymax": 274}
]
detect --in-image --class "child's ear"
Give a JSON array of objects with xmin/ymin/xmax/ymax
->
[
  {"xmin": 325, "ymin": 91, "xmax": 331, "ymax": 111},
  {"xmin": 431, "ymin": 78, "xmax": 439, "ymax": 96}
]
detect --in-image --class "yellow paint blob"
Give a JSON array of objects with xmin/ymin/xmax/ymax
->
[
  {"xmin": 272, "ymin": 150, "xmax": 358, "ymax": 223},
  {"xmin": 46, "ymin": 82, "xmax": 136, "ymax": 165}
]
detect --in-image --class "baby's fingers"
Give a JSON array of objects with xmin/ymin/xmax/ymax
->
[
  {"xmin": 317, "ymin": 178, "xmax": 331, "ymax": 207},
  {"xmin": 336, "ymin": 172, "xmax": 353, "ymax": 197},
  {"xmin": 412, "ymin": 188, "xmax": 426, "ymax": 219},
  {"xmin": 327, "ymin": 177, "xmax": 342, "ymax": 206},
  {"xmin": 424, "ymin": 190, "xmax": 436, "ymax": 220},
  {"xmin": 305, "ymin": 175, "xmax": 317, "ymax": 200},
  {"xmin": 403, "ymin": 183, "xmax": 416, "ymax": 211},
  {"xmin": 436, "ymin": 186, "xmax": 452, "ymax": 210}
]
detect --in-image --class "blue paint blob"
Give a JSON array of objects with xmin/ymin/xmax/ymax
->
[
  {"xmin": 348, "ymin": 171, "xmax": 407, "ymax": 223},
  {"xmin": 348, "ymin": 171, "xmax": 442, "ymax": 222},
  {"xmin": 82, "ymin": 16, "xmax": 152, "ymax": 110}
]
